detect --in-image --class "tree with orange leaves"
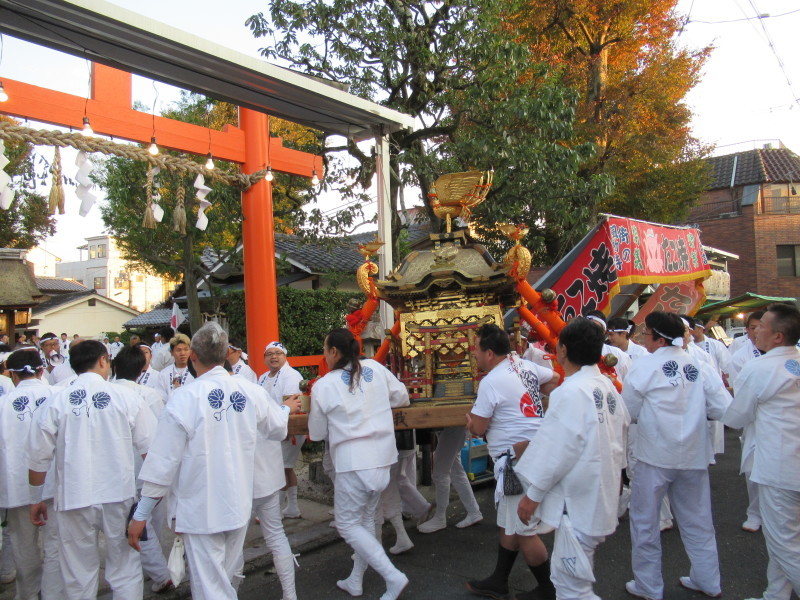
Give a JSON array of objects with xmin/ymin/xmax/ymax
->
[{"xmin": 510, "ymin": 0, "xmax": 712, "ymax": 222}]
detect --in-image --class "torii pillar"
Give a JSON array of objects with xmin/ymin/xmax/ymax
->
[{"xmin": 240, "ymin": 108, "xmax": 279, "ymax": 356}]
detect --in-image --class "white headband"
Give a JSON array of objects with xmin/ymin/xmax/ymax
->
[
  {"xmin": 264, "ymin": 341, "xmax": 287, "ymax": 354},
  {"xmin": 652, "ymin": 326, "xmax": 684, "ymax": 346},
  {"xmin": 586, "ymin": 315, "xmax": 607, "ymax": 330},
  {"xmin": 7, "ymin": 364, "xmax": 42, "ymax": 374}
]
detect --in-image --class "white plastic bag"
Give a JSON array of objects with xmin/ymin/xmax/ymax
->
[
  {"xmin": 168, "ymin": 534, "xmax": 186, "ymax": 584},
  {"xmin": 552, "ymin": 514, "xmax": 595, "ymax": 583}
]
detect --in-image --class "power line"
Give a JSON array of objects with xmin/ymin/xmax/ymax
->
[
  {"xmin": 746, "ymin": 0, "xmax": 800, "ymax": 109},
  {"xmin": 690, "ymin": 8, "xmax": 800, "ymax": 24}
]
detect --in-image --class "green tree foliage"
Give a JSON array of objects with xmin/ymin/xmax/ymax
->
[
  {"xmin": 247, "ymin": 0, "xmax": 612, "ymax": 265},
  {"xmin": 225, "ymin": 287, "xmax": 362, "ymax": 356},
  {"xmin": 0, "ymin": 116, "xmax": 56, "ymax": 248}
]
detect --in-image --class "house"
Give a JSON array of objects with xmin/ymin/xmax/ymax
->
[
  {"xmin": 30, "ymin": 290, "xmax": 140, "ymax": 339},
  {"xmin": 683, "ymin": 144, "xmax": 800, "ymax": 299},
  {"xmin": 56, "ymin": 235, "xmax": 175, "ymax": 312},
  {"xmin": 25, "ymin": 246, "xmax": 62, "ymax": 277},
  {"xmin": 0, "ymin": 249, "xmax": 44, "ymax": 342}
]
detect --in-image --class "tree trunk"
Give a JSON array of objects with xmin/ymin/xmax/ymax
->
[{"xmin": 182, "ymin": 230, "xmax": 203, "ymax": 334}]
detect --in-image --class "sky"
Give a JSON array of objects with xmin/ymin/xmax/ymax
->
[{"xmin": 2, "ymin": 0, "xmax": 799, "ymax": 262}]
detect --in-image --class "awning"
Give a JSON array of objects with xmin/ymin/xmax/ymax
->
[{"xmin": 695, "ymin": 293, "xmax": 797, "ymax": 318}]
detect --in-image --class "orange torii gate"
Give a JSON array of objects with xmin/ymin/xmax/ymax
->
[
  {"xmin": 0, "ymin": 0, "xmax": 413, "ymax": 370},
  {"xmin": 0, "ymin": 64, "xmax": 320, "ymax": 364}
]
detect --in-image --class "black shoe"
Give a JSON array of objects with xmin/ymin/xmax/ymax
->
[{"xmin": 466, "ymin": 577, "xmax": 509, "ymax": 599}]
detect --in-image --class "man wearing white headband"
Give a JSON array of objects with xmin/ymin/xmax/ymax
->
[
  {"xmin": 0, "ymin": 349, "xmax": 64, "ymax": 600},
  {"xmin": 226, "ymin": 339, "xmax": 257, "ymax": 384},
  {"xmin": 27, "ymin": 339, "xmax": 157, "ymax": 599},
  {"xmin": 622, "ymin": 311, "xmax": 730, "ymax": 600},
  {"xmin": 38, "ymin": 333, "xmax": 63, "ymax": 386},
  {"xmin": 134, "ymin": 344, "xmax": 161, "ymax": 390},
  {"xmin": 259, "ymin": 341, "xmax": 305, "ymax": 519},
  {"xmin": 606, "ymin": 318, "xmax": 648, "ymax": 360},
  {"xmin": 584, "ymin": 310, "xmax": 632, "ymax": 382}
]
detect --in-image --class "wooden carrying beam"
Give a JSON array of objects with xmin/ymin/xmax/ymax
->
[{"xmin": 288, "ymin": 402, "xmax": 473, "ymax": 435}]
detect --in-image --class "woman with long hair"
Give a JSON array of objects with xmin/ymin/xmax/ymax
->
[{"xmin": 308, "ymin": 328, "xmax": 411, "ymax": 600}]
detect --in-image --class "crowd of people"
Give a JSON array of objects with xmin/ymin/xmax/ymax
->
[{"xmin": 0, "ymin": 302, "xmax": 797, "ymax": 600}]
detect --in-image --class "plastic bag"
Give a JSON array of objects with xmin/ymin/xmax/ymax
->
[
  {"xmin": 552, "ymin": 514, "xmax": 595, "ymax": 583},
  {"xmin": 168, "ymin": 534, "xmax": 186, "ymax": 585}
]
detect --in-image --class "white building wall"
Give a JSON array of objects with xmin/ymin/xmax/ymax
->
[
  {"xmin": 35, "ymin": 300, "xmax": 139, "ymax": 339},
  {"xmin": 56, "ymin": 236, "xmax": 171, "ymax": 312}
]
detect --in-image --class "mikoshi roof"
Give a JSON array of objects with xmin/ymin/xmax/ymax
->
[{"xmin": 695, "ymin": 292, "xmax": 797, "ymax": 318}]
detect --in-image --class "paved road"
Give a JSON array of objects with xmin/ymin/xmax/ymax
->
[{"xmin": 237, "ymin": 427, "xmax": 795, "ymax": 600}]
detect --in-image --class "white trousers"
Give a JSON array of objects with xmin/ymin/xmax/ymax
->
[
  {"xmin": 758, "ymin": 484, "xmax": 800, "ymax": 600},
  {"xmin": 57, "ymin": 500, "xmax": 143, "ymax": 600},
  {"xmin": 40, "ymin": 501, "xmax": 65, "ymax": 600},
  {"xmin": 334, "ymin": 467, "xmax": 404, "ymax": 584},
  {"xmin": 254, "ymin": 493, "xmax": 293, "ymax": 557},
  {"xmin": 396, "ymin": 449, "xmax": 430, "ymax": 518},
  {"xmin": 6, "ymin": 505, "xmax": 42, "ymax": 600},
  {"xmin": 551, "ymin": 529, "xmax": 604, "ymax": 600},
  {"xmin": 629, "ymin": 462, "xmax": 720, "ymax": 599},
  {"xmin": 139, "ymin": 496, "xmax": 170, "ymax": 585},
  {"xmin": 182, "ymin": 526, "xmax": 248, "ymax": 600},
  {"xmin": 432, "ymin": 428, "xmax": 480, "ymax": 516}
]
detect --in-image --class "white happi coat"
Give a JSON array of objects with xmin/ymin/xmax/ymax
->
[
  {"xmin": 149, "ymin": 345, "xmax": 174, "ymax": 372},
  {"xmin": 154, "ymin": 364, "xmax": 194, "ymax": 401},
  {"xmin": 624, "ymin": 342, "xmax": 649, "ymax": 360},
  {"xmin": 730, "ymin": 339, "xmax": 763, "ymax": 379},
  {"xmin": 516, "ymin": 365, "xmax": 629, "ymax": 536},
  {"xmin": 50, "ymin": 361, "xmax": 76, "ymax": 385},
  {"xmin": 231, "ymin": 359, "xmax": 257, "ymax": 384},
  {"xmin": 695, "ymin": 337, "xmax": 732, "ymax": 376},
  {"xmin": 725, "ymin": 346, "xmax": 800, "ymax": 492},
  {"xmin": 308, "ymin": 359, "xmax": 409, "ymax": 473},
  {"xmin": 622, "ymin": 346, "xmax": 731, "ymax": 470},
  {"xmin": 27, "ymin": 372, "xmax": 156, "ymax": 510},
  {"xmin": 259, "ymin": 362, "xmax": 303, "ymax": 405},
  {"xmin": 138, "ymin": 366, "xmax": 289, "ymax": 534},
  {"xmin": 522, "ymin": 346, "xmax": 553, "ymax": 370},
  {"xmin": 0, "ymin": 374, "xmax": 14, "ymax": 397},
  {"xmin": 603, "ymin": 343, "xmax": 632, "ymax": 381},
  {"xmin": 0, "ymin": 378, "xmax": 55, "ymax": 508},
  {"xmin": 136, "ymin": 366, "xmax": 160, "ymax": 388}
]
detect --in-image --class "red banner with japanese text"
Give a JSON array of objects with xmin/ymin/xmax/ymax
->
[{"xmin": 535, "ymin": 216, "xmax": 711, "ymax": 320}]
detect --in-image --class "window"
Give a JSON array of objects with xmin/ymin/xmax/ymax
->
[
  {"xmin": 87, "ymin": 299, "xmax": 96, "ymax": 307},
  {"xmin": 89, "ymin": 245, "xmax": 96, "ymax": 259},
  {"xmin": 93, "ymin": 276, "xmax": 106, "ymax": 290},
  {"xmin": 96, "ymin": 244, "xmax": 107, "ymax": 258},
  {"xmin": 777, "ymin": 245, "xmax": 800, "ymax": 277}
]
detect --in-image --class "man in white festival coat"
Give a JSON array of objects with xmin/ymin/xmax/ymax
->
[
  {"xmin": 723, "ymin": 303, "xmax": 800, "ymax": 600},
  {"xmin": 516, "ymin": 317, "xmax": 629, "ymax": 599},
  {"xmin": 466, "ymin": 323, "xmax": 560, "ymax": 600},
  {"xmin": 27, "ymin": 339, "xmax": 157, "ymax": 600},
  {"xmin": 622, "ymin": 311, "xmax": 731, "ymax": 600},
  {"xmin": 0, "ymin": 349, "xmax": 63, "ymax": 600},
  {"xmin": 128, "ymin": 322, "xmax": 299, "ymax": 600},
  {"xmin": 259, "ymin": 341, "xmax": 306, "ymax": 519}
]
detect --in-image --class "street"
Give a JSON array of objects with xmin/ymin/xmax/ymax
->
[{"xmin": 236, "ymin": 427, "xmax": 793, "ymax": 600}]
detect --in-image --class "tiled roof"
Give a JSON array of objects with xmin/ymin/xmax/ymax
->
[
  {"xmin": 35, "ymin": 277, "xmax": 89, "ymax": 293},
  {"xmin": 124, "ymin": 307, "xmax": 189, "ymax": 328},
  {"xmin": 706, "ymin": 147, "xmax": 800, "ymax": 190},
  {"xmin": 34, "ymin": 290, "xmax": 96, "ymax": 311},
  {"xmin": 200, "ymin": 224, "xmax": 432, "ymax": 276}
]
